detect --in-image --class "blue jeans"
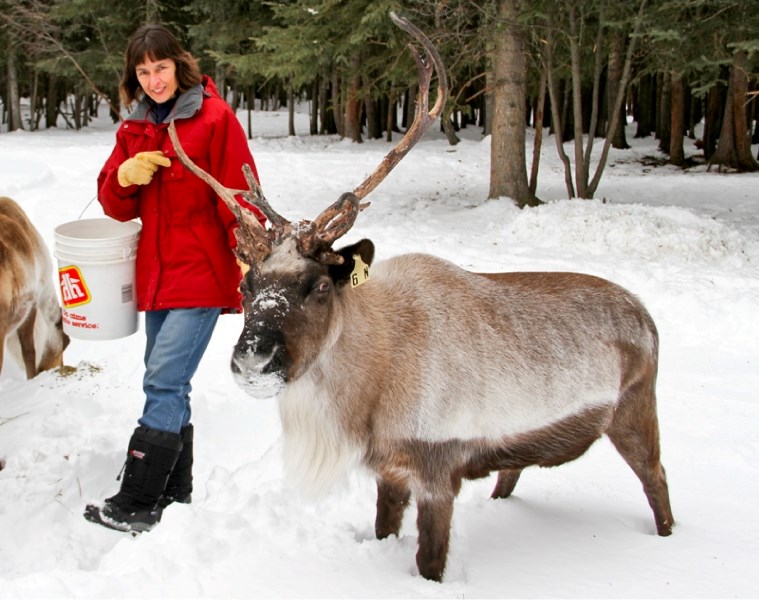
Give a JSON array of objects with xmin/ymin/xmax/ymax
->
[{"xmin": 139, "ymin": 308, "xmax": 221, "ymax": 433}]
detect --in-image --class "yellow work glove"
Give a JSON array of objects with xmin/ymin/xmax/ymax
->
[{"xmin": 117, "ymin": 151, "xmax": 172, "ymax": 187}]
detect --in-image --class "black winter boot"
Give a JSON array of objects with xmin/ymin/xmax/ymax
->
[
  {"xmin": 158, "ymin": 424, "xmax": 193, "ymax": 509},
  {"xmin": 83, "ymin": 426, "xmax": 182, "ymax": 533}
]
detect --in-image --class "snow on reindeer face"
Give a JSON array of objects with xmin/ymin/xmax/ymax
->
[{"xmin": 230, "ymin": 237, "xmax": 340, "ymax": 398}]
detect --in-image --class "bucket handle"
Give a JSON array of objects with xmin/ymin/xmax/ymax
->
[
  {"xmin": 77, "ymin": 195, "xmax": 140, "ymax": 261},
  {"xmin": 78, "ymin": 195, "xmax": 98, "ymax": 220}
]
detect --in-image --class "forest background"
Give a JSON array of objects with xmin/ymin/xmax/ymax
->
[{"xmin": 0, "ymin": 0, "xmax": 758, "ymax": 209}]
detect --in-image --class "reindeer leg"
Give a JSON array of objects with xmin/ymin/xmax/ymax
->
[
  {"xmin": 609, "ymin": 429, "xmax": 673, "ymax": 536},
  {"xmin": 491, "ymin": 468, "xmax": 522, "ymax": 499},
  {"xmin": 376, "ymin": 478, "xmax": 411, "ymax": 539},
  {"xmin": 16, "ymin": 307, "xmax": 38, "ymax": 379},
  {"xmin": 608, "ymin": 379, "xmax": 674, "ymax": 536},
  {"xmin": 415, "ymin": 490, "xmax": 455, "ymax": 582}
]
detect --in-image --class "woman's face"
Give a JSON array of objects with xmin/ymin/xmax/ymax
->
[{"xmin": 136, "ymin": 56, "xmax": 178, "ymax": 104}]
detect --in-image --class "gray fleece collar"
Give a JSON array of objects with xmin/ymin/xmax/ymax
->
[{"xmin": 126, "ymin": 83, "xmax": 204, "ymax": 123}]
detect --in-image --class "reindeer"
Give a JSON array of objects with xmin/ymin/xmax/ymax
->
[
  {"xmin": 168, "ymin": 13, "xmax": 674, "ymax": 582},
  {"xmin": 0, "ymin": 197, "xmax": 70, "ymax": 379}
]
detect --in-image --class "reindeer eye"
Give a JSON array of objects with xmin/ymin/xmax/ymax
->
[{"xmin": 312, "ymin": 279, "xmax": 331, "ymax": 296}]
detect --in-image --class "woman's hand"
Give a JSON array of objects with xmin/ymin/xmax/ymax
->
[{"xmin": 117, "ymin": 151, "xmax": 171, "ymax": 187}]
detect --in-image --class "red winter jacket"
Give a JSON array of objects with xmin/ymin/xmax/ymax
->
[{"xmin": 97, "ymin": 76, "xmax": 264, "ymax": 312}]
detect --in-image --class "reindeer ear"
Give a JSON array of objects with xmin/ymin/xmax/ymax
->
[
  {"xmin": 329, "ymin": 239, "xmax": 375, "ymax": 287},
  {"xmin": 347, "ymin": 239, "xmax": 375, "ymax": 266}
]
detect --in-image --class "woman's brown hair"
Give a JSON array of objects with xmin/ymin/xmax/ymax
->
[{"xmin": 119, "ymin": 24, "xmax": 202, "ymax": 107}]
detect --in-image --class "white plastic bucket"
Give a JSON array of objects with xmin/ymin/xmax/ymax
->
[{"xmin": 54, "ymin": 218, "xmax": 141, "ymax": 340}]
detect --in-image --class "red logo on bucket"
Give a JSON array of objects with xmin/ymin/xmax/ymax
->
[{"xmin": 59, "ymin": 265, "xmax": 91, "ymax": 308}]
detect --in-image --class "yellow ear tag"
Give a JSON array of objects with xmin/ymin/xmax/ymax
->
[{"xmin": 350, "ymin": 254, "xmax": 370, "ymax": 288}]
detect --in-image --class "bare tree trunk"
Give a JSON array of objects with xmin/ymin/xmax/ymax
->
[
  {"xmin": 215, "ymin": 64, "xmax": 226, "ymax": 101},
  {"xmin": 332, "ymin": 69, "xmax": 344, "ymax": 137},
  {"xmin": 230, "ymin": 85, "xmax": 240, "ymax": 111},
  {"xmin": 363, "ymin": 96, "xmax": 374, "ymax": 139},
  {"xmin": 247, "ymin": 85, "xmax": 253, "ymax": 138},
  {"xmin": 587, "ymin": 0, "xmax": 648, "ymax": 197},
  {"xmin": 483, "ymin": 69, "xmax": 493, "ymax": 137},
  {"xmin": 319, "ymin": 74, "xmax": 334, "ymax": 135},
  {"xmin": 46, "ymin": 74, "xmax": 58, "ymax": 128},
  {"xmin": 6, "ymin": 39, "xmax": 23, "ymax": 131},
  {"xmin": 669, "ymin": 71, "xmax": 686, "ymax": 166},
  {"xmin": 607, "ymin": 31, "xmax": 629, "ymax": 149},
  {"xmin": 634, "ymin": 73, "xmax": 655, "ymax": 138},
  {"xmin": 488, "ymin": 0, "xmax": 537, "ymax": 207},
  {"xmin": 83, "ymin": 94, "xmax": 92, "ymax": 127},
  {"xmin": 708, "ymin": 50, "xmax": 759, "ymax": 171},
  {"xmin": 72, "ymin": 95, "xmax": 83, "ymax": 130},
  {"xmin": 560, "ymin": 79, "xmax": 572, "ymax": 140},
  {"xmin": 581, "ymin": 16, "xmax": 605, "ymax": 179},
  {"xmin": 544, "ymin": 18, "xmax": 575, "ymax": 198},
  {"xmin": 567, "ymin": 3, "xmax": 588, "ymax": 198},
  {"xmin": 658, "ymin": 72, "xmax": 671, "ymax": 153},
  {"xmin": 310, "ymin": 77, "xmax": 319, "ymax": 135},
  {"xmin": 702, "ymin": 81, "xmax": 724, "ymax": 160},
  {"xmin": 386, "ymin": 87, "xmax": 395, "ymax": 142},
  {"xmin": 145, "ymin": 0, "xmax": 160, "ymax": 22},
  {"xmin": 403, "ymin": 83, "xmax": 418, "ymax": 130},
  {"xmin": 345, "ymin": 67, "xmax": 363, "ymax": 143},
  {"xmin": 288, "ymin": 87, "xmax": 295, "ymax": 137},
  {"xmin": 441, "ymin": 104, "xmax": 461, "ymax": 145},
  {"xmin": 529, "ymin": 67, "xmax": 547, "ymax": 196},
  {"xmin": 688, "ymin": 88, "xmax": 699, "ymax": 139},
  {"xmin": 30, "ymin": 69, "xmax": 40, "ymax": 131}
]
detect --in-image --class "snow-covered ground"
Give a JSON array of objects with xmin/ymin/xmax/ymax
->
[{"xmin": 1, "ymin": 105, "xmax": 757, "ymax": 598}]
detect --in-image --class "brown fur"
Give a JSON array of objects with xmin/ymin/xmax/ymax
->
[
  {"xmin": 0, "ymin": 197, "xmax": 69, "ymax": 379},
  {"xmin": 230, "ymin": 243, "xmax": 674, "ymax": 582}
]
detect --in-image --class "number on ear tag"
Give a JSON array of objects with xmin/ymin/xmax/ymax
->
[{"xmin": 350, "ymin": 254, "xmax": 370, "ymax": 288}]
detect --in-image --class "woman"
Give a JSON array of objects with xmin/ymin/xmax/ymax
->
[{"xmin": 84, "ymin": 23, "xmax": 264, "ymax": 532}]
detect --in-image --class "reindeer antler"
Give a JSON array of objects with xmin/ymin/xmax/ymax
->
[
  {"xmin": 168, "ymin": 13, "xmax": 448, "ymax": 269},
  {"xmin": 297, "ymin": 193, "xmax": 361, "ymax": 264},
  {"xmin": 293, "ymin": 12, "xmax": 449, "ymax": 265},
  {"xmin": 351, "ymin": 11, "xmax": 449, "ymax": 205}
]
